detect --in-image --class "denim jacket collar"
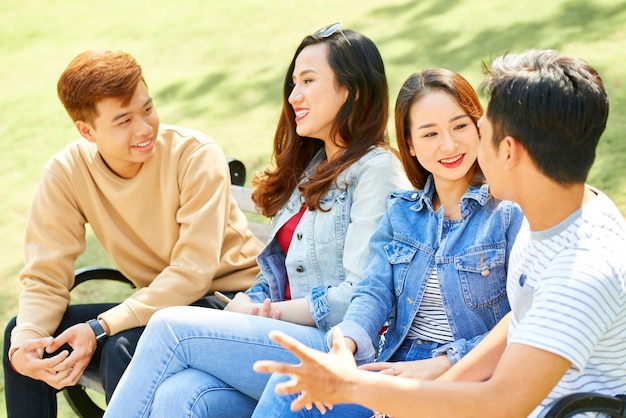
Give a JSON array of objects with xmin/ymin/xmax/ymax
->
[{"xmin": 406, "ymin": 175, "xmax": 491, "ymax": 218}]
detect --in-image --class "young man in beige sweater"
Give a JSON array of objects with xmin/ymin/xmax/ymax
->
[{"xmin": 3, "ymin": 49, "xmax": 263, "ymax": 417}]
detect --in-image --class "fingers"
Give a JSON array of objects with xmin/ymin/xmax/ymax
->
[
  {"xmin": 43, "ymin": 362, "xmax": 79, "ymax": 390},
  {"xmin": 314, "ymin": 401, "xmax": 333, "ymax": 414},
  {"xmin": 46, "ymin": 332, "xmax": 70, "ymax": 353},
  {"xmin": 291, "ymin": 390, "xmax": 319, "ymax": 412},
  {"xmin": 21, "ymin": 337, "xmax": 54, "ymax": 354},
  {"xmin": 268, "ymin": 330, "xmax": 313, "ymax": 360},
  {"xmin": 359, "ymin": 362, "xmax": 391, "ymax": 371},
  {"xmin": 330, "ymin": 326, "xmax": 345, "ymax": 345},
  {"xmin": 213, "ymin": 291, "xmax": 232, "ymax": 305},
  {"xmin": 359, "ymin": 362, "xmax": 399, "ymax": 375},
  {"xmin": 258, "ymin": 299, "xmax": 272, "ymax": 317},
  {"xmin": 329, "ymin": 328, "xmax": 349, "ymax": 355},
  {"xmin": 253, "ymin": 359, "xmax": 297, "ymax": 375},
  {"xmin": 304, "ymin": 399, "xmax": 328, "ymax": 414}
]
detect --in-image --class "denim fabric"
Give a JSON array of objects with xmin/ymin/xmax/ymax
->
[
  {"xmin": 103, "ymin": 307, "xmax": 330, "ymax": 418},
  {"xmin": 246, "ymin": 147, "xmax": 411, "ymax": 330},
  {"xmin": 335, "ymin": 176, "xmax": 524, "ymax": 364}
]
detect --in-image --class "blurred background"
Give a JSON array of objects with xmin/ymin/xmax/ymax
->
[{"xmin": 1, "ymin": 0, "xmax": 624, "ymax": 415}]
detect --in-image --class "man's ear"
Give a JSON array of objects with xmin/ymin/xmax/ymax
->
[
  {"xmin": 503, "ymin": 135, "xmax": 523, "ymax": 169},
  {"xmin": 76, "ymin": 120, "xmax": 96, "ymax": 142}
]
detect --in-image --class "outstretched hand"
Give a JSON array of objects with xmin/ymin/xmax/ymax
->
[{"xmin": 253, "ymin": 327, "xmax": 359, "ymax": 412}]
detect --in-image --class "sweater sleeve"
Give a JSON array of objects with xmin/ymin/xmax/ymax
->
[{"xmin": 11, "ymin": 160, "xmax": 88, "ymax": 350}]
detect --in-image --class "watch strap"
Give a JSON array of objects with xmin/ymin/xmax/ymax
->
[{"xmin": 87, "ymin": 319, "xmax": 108, "ymax": 342}]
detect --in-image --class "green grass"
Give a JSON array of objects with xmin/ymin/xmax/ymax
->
[{"xmin": 1, "ymin": 0, "xmax": 625, "ymax": 416}]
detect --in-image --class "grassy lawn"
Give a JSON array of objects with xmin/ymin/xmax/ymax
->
[{"xmin": 1, "ymin": 0, "xmax": 625, "ymax": 416}]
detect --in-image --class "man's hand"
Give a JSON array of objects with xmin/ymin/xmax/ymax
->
[
  {"xmin": 47, "ymin": 322, "xmax": 98, "ymax": 385},
  {"xmin": 360, "ymin": 356, "xmax": 452, "ymax": 380},
  {"xmin": 11, "ymin": 323, "xmax": 98, "ymax": 390},
  {"xmin": 254, "ymin": 327, "xmax": 359, "ymax": 411}
]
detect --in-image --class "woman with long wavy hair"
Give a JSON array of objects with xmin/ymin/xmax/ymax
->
[{"xmin": 104, "ymin": 23, "xmax": 410, "ymax": 418}]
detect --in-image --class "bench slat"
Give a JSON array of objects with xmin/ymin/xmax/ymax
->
[{"xmin": 231, "ymin": 185, "xmax": 271, "ymax": 243}]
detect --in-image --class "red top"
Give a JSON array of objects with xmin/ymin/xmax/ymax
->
[{"xmin": 276, "ymin": 206, "xmax": 307, "ymax": 300}]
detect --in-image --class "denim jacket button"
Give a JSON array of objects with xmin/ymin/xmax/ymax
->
[
  {"xmin": 296, "ymin": 233, "xmax": 303, "ymax": 240},
  {"xmin": 481, "ymin": 269, "xmax": 490, "ymax": 277},
  {"xmin": 296, "ymin": 266, "xmax": 304, "ymax": 273}
]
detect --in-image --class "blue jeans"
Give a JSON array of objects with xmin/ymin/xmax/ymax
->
[
  {"xmin": 104, "ymin": 306, "xmax": 329, "ymax": 418},
  {"xmin": 252, "ymin": 338, "xmax": 443, "ymax": 417}
]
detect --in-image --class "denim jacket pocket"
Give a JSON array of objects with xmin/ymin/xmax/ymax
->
[
  {"xmin": 455, "ymin": 245, "xmax": 507, "ymax": 309},
  {"xmin": 384, "ymin": 240, "xmax": 417, "ymax": 295},
  {"xmin": 315, "ymin": 188, "xmax": 347, "ymax": 245}
]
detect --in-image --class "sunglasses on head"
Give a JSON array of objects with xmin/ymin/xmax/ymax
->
[{"xmin": 312, "ymin": 22, "xmax": 351, "ymax": 45}]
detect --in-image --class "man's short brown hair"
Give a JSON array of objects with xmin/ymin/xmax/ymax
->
[{"xmin": 57, "ymin": 49, "xmax": 145, "ymax": 124}]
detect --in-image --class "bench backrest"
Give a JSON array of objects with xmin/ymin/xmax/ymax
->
[{"xmin": 231, "ymin": 185, "xmax": 270, "ymax": 243}]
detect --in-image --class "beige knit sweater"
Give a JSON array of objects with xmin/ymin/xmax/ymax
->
[{"xmin": 10, "ymin": 125, "xmax": 262, "ymax": 351}]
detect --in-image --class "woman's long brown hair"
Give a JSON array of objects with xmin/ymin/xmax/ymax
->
[{"xmin": 252, "ymin": 28, "xmax": 390, "ymax": 217}]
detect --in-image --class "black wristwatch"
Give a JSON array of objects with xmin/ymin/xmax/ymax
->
[{"xmin": 86, "ymin": 319, "xmax": 108, "ymax": 344}]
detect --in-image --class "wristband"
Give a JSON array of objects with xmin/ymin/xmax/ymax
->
[{"xmin": 87, "ymin": 319, "xmax": 108, "ymax": 343}]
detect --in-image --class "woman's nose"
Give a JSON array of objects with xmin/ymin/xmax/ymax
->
[
  {"xmin": 441, "ymin": 132, "xmax": 457, "ymax": 150},
  {"xmin": 288, "ymin": 86, "xmax": 303, "ymax": 105}
]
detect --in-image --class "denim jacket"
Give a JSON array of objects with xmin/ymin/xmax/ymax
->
[
  {"xmin": 246, "ymin": 146, "xmax": 412, "ymax": 331},
  {"xmin": 335, "ymin": 175, "xmax": 524, "ymax": 363}
]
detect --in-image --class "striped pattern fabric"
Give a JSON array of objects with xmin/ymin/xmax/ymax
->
[
  {"xmin": 406, "ymin": 266, "xmax": 454, "ymax": 344},
  {"xmin": 506, "ymin": 190, "xmax": 626, "ymax": 417}
]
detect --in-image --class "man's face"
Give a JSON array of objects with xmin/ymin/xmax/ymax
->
[{"xmin": 81, "ymin": 81, "xmax": 160, "ymax": 178}]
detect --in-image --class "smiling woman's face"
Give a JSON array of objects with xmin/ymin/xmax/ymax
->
[{"xmin": 288, "ymin": 43, "xmax": 348, "ymax": 157}]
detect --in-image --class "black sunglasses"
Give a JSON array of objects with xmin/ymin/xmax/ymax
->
[{"xmin": 312, "ymin": 22, "xmax": 351, "ymax": 44}]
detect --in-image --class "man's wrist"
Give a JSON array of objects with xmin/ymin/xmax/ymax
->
[
  {"xmin": 86, "ymin": 319, "xmax": 108, "ymax": 343},
  {"xmin": 8, "ymin": 347, "xmax": 20, "ymax": 372}
]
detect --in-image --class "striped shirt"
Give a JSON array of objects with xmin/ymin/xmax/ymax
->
[
  {"xmin": 506, "ymin": 189, "xmax": 626, "ymax": 417},
  {"xmin": 407, "ymin": 266, "xmax": 454, "ymax": 343}
]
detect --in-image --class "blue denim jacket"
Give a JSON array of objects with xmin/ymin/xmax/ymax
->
[
  {"xmin": 246, "ymin": 147, "xmax": 412, "ymax": 331},
  {"xmin": 335, "ymin": 175, "xmax": 524, "ymax": 363}
]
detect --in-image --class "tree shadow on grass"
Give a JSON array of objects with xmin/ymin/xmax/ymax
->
[{"xmin": 152, "ymin": 0, "xmax": 626, "ymax": 209}]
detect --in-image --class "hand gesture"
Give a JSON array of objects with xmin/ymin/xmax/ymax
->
[{"xmin": 254, "ymin": 327, "xmax": 358, "ymax": 412}]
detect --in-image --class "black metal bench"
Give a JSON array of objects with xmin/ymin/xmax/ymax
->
[{"xmin": 537, "ymin": 392, "xmax": 626, "ymax": 418}]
